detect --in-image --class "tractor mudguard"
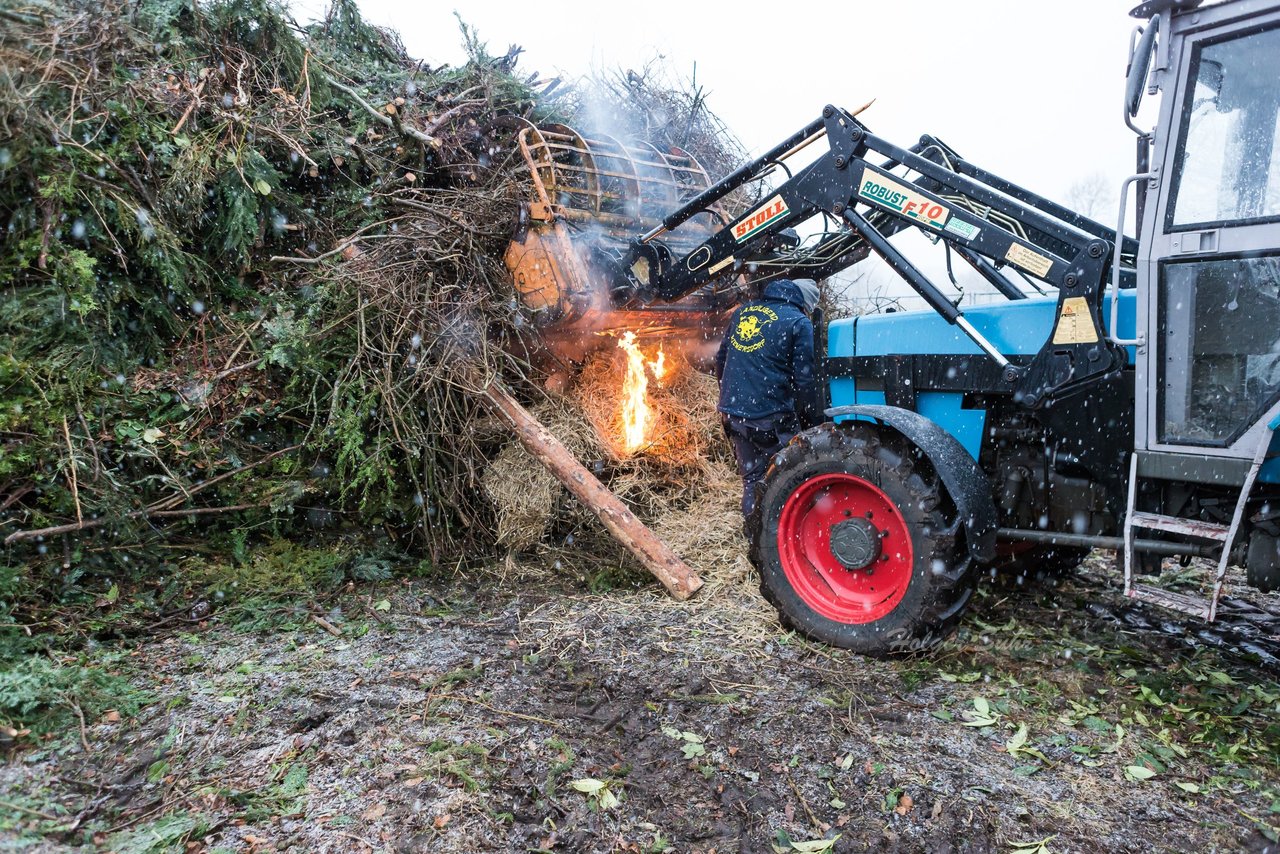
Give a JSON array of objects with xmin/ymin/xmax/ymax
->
[{"xmin": 824, "ymin": 404, "xmax": 998, "ymax": 563}]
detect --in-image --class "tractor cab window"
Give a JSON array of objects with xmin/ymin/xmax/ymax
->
[
  {"xmin": 1158, "ymin": 255, "xmax": 1280, "ymax": 446},
  {"xmin": 1169, "ymin": 26, "xmax": 1280, "ymax": 228}
]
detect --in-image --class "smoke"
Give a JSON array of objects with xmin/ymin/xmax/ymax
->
[{"xmin": 512, "ymin": 63, "xmax": 755, "ymax": 372}]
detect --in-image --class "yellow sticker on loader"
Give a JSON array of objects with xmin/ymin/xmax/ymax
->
[
  {"xmin": 1005, "ymin": 242, "xmax": 1054, "ymax": 278},
  {"xmin": 1052, "ymin": 296, "xmax": 1100, "ymax": 345}
]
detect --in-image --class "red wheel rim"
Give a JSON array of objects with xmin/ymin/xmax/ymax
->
[{"xmin": 777, "ymin": 472, "xmax": 914, "ymax": 624}]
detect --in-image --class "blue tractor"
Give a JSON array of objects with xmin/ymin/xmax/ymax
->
[{"xmin": 614, "ymin": 0, "xmax": 1280, "ymax": 653}]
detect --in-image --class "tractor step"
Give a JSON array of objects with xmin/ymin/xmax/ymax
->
[
  {"xmin": 1122, "ymin": 419, "xmax": 1276, "ymax": 623},
  {"xmin": 1126, "ymin": 583, "xmax": 1212, "ymax": 620},
  {"xmin": 1126, "ymin": 511, "xmax": 1231, "ymax": 541}
]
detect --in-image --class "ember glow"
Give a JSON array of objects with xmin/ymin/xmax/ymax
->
[{"xmin": 618, "ymin": 331, "xmax": 666, "ymax": 453}]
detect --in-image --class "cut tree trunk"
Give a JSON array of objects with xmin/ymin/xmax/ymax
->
[{"xmin": 481, "ymin": 381, "xmax": 704, "ymax": 601}]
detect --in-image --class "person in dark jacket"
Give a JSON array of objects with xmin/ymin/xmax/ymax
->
[{"xmin": 715, "ymin": 278, "xmax": 822, "ymax": 519}]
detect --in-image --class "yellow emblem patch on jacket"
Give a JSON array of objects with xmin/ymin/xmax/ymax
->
[{"xmin": 730, "ymin": 306, "xmax": 778, "ymax": 353}]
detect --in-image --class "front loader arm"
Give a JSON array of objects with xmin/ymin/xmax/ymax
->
[{"xmin": 626, "ymin": 105, "xmax": 1131, "ymax": 407}]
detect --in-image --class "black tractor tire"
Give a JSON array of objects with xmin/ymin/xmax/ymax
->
[
  {"xmin": 1247, "ymin": 532, "xmax": 1280, "ymax": 592},
  {"xmin": 748, "ymin": 422, "xmax": 976, "ymax": 655}
]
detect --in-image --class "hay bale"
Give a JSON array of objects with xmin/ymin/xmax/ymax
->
[
  {"xmin": 481, "ymin": 442, "xmax": 560, "ymax": 551},
  {"xmin": 480, "ymin": 401, "xmax": 607, "ymax": 551}
]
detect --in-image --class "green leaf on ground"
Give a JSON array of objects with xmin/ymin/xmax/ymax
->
[
  {"xmin": 1006, "ymin": 723, "xmax": 1048, "ymax": 762},
  {"xmin": 790, "ymin": 837, "xmax": 840, "ymax": 853},
  {"xmin": 939, "ymin": 671, "xmax": 982, "ymax": 683},
  {"xmin": 570, "ymin": 777, "xmax": 620, "ymax": 810},
  {"xmin": 107, "ymin": 813, "xmax": 201, "ymax": 854},
  {"xmin": 662, "ymin": 725, "xmax": 707, "ymax": 759},
  {"xmin": 961, "ymin": 696, "xmax": 999, "ymax": 727},
  {"xmin": 771, "ymin": 831, "xmax": 840, "ymax": 853},
  {"xmin": 1009, "ymin": 835, "xmax": 1055, "ymax": 854}
]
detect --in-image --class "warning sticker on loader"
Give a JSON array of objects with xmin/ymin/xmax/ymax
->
[
  {"xmin": 1051, "ymin": 296, "xmax": 1099, "ymax": 345},
  {"xmin": 857, "ymin": 168, "xmax": 950, "ymax": 230},
  {"xmin": 1004, "ymin": 242, "xmax": 1054, "ymax": 278}
]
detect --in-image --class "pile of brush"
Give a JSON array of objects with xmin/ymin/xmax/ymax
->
[{"xmin": 0, "ymin": 0, "xmax": 753, "ymax": 588}]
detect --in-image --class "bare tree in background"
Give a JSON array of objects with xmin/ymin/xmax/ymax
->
[
  {"xmin": 1065, "ymin": 172, "xmax": 1115, "ymax": 221},
  {"xmin": 827, "ymin": 267, "xmax": 905, "ymax": 317}
]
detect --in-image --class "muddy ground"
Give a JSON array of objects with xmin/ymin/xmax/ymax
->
[{"xmin": 4, "ymin": 549, "xmax": 1280, "ymax": 854}]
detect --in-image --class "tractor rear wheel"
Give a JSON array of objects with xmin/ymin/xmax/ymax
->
[{"xmin": 749, "ymin": 422, "xmax": 976, "ymax": 655}]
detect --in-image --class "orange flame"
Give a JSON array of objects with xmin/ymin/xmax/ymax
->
[
  {"xmin": 618, "ymin": 331, "xmax": 665, "ymax": 453},
  {"xmin": 651, "ymin": 349, "xmax": 666, "ymax": 381}
]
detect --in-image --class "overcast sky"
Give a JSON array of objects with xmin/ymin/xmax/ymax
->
[{"xmin": 289, "ymin": 0, "xmax": 1159, "ymax": 306}]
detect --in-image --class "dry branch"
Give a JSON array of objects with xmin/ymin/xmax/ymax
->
[
  {"xmin": 3, "ymin": 443, "xmax": 300, "ymax": 544},
  {"xmin": 311, "ymin": 614, "xmax": 343, "ymax": 637},
  {"xmin": 324, "ymin": 74, "xmax": 435, "ymax": 145},
  {"xmin": 3, "ymin": 503, "xmax": 272, "ymax": 545}
]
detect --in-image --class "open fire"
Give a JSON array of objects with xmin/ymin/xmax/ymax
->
[{"xmin": 617, "ymin": 331, "xmax": 666, "ymax": 453}]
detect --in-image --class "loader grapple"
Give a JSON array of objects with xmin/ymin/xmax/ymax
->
[{"xmin": 505, "ymin": 124, "xmax": 745, "ymax": 365}]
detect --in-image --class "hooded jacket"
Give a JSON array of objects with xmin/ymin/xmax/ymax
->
[{"xmin": 714, "ymin": 279, "xmax": 821, "ymax": 423}]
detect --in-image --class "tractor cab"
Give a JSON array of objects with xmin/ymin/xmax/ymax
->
[
  {"xmin": 1130, "ymin": 0, "xmax": 1280, "ymax": 463},
  {"xmin": 1121, "ymin": 0, "xmax": 1280, "ymax": 612}
]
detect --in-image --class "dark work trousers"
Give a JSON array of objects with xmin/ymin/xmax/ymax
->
[{"xmin": 722, "ymin": 413, "xmax": 799, "ymax": 519}]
